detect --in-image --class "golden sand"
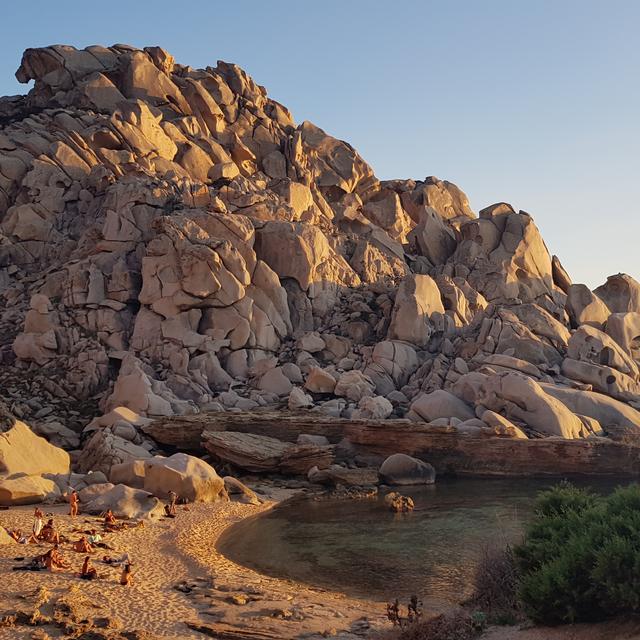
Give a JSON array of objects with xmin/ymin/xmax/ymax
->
[{"xmin": 0, "ymin": 498, "xmax": 385, "ymax": 639}]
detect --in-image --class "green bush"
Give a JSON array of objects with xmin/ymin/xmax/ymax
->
[{"xmin": 515, "ymin": 482, "xmax": 640, "ymax": 625}]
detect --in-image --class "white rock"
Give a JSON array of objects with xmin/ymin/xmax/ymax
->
[
  {"xmin": 143, "ymin": 453, "xmax": 226, "ymax": 502},
  {"xmin": 288, "ymin": 387, "xmax": 314, "ymax": 410},
  {"xmin": 353, "ymin": 395, "xmax": 393, "ymax": 419}
]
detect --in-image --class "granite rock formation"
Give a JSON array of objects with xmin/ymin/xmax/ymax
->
[{"xmin": 1, "ymin": 44, "xmax": 639, "ymax": 474}]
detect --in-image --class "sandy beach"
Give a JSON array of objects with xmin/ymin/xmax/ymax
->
[{"xmin": 0, "ymin": 495, "xmax": 387, "ymax": 639}]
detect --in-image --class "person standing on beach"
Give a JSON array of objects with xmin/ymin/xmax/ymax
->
[
  {"xmin": 32, "ymin": 508, "xmax": 43, "ymax": 540},
  {"xmin": 165, "ymin": 491, "xmax": 178, "ymax": 517},
  {"xmin": 69, "ymin": 490, "xmax": 79, "ymax": 517}
]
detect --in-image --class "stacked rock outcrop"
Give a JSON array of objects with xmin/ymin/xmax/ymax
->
[{"xmin": 0, "ymin": 43, "xmax": 639, "ymax": 470}]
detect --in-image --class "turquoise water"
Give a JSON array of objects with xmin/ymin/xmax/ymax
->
[{"xmin": 217, "ymin": 477, "xmax": 628, "ymax": 608}]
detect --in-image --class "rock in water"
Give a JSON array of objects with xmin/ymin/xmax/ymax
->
[
  {"xmin": 379, "ymin": 453, "xmax": 436, "ymax": 485},
  {"xmin": 384, "ymin": 491, "xmax": 415, "ymax": 512}
]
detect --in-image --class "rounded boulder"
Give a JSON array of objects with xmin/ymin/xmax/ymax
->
[
  {"xmin": 143, "ymin": 453, "xmax": 226, "ymax": 503},
  {"xmin": 379, "ymin": 453, "xmax": 436, "ymax": 486}
]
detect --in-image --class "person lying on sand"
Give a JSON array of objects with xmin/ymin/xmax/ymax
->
[
  {"xmin": 102, "ymin": 552, "xmax": 130, "ymax": 566},
  {"xmin": 72, "ymin": 536, "xmax": 94, "ymax": 554},
  {"xmin": 120, "ymin": 561, "xmax": 133, "ymax": 586},
  {"xmin": 69, "ymin": 490, "xmax": 79, "ymax": 517},
  {"xmin": 80, "ymin": 555, "xmax": 98, "ymax": 580},
  {"xmin": 8, "ymin": 529, "xmax": 38, "ymax": 544}
]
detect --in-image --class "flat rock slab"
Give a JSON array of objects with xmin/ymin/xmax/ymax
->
[
  {"xmin": 202, "ymin": 430, "xmax": 334, "ymax": 474},
  {"xmin": 346, "ymin": 422, "xmax": 640, "ymax": 477},
  {"xmin": 145, "ymin": 409, "xmax": 414, "ymax": 451}
]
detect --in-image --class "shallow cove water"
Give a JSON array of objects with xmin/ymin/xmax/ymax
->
[{"xmin": 218, "ymin": 477, "xmax": 629, "ymax": 610}]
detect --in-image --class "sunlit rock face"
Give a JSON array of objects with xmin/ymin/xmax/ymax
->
[{"xmin": 0, "ymin": 43, "xmax": 639, "ymax": 455}]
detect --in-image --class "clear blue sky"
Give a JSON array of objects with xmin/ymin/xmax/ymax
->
[{"xmin": 1, "ymin": 0, "xmax": 638, "ymax": 288}]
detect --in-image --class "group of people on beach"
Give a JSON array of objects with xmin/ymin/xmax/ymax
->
[
  {"xmin": 3, "ymin": 489, "xmax": 184, "ymax": 587},
  {"xmin": 5, "ymin": 499, "xmax": 136, "ymax": 585}
]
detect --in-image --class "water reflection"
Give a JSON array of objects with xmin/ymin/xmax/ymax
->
[{"xmin": 217, "ymin": 477, "xmax": 627, "ymax": 608}]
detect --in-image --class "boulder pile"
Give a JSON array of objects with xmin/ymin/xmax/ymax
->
[{"xmin": 0, "ymin": 43, "xmax": 639, "ymax": 475}]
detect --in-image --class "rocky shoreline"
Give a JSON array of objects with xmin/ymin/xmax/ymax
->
[
  {"xmin": 145, "ymin": 409, "xmax": 640, "ymax": 480},
  {"xmin": 0, "ymin": 39, "xmax": 640, "ymax": 640}
]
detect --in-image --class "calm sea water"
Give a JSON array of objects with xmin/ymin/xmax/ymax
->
[{"xmin": 217, "ymin": 477, "xmax": 629, "ymax": 609}]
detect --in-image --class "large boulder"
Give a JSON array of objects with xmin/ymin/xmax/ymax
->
[
  {"xmin": 333, "ymin": 369, "xmax": 375, "ymax": 402},
  {"xmin": 202, "ymin": 430, "xmax": 333, "ymax": 474},
  {"xmin": 567, "ymin": 325, "xmax": 638, "ymax": 379},
  {"xmin": 353, "ymin": 395, "xmax": 393, "ymax": 420},
  {"xmin": 76, "ymin": 427, "xmax": 152, "ymax": 476},
  {"xmin": 594, "ymin": 274, "xmax": 640, "ymax": 314},
  {"xmin": 481, "ymin": 410, "xmax": 528, "ymax": 439},
  {"xmin": 143, "ymin": 453, "xmax": 226, "ymax": 502},
  {"xmin": 83, "ymin": 483, "xmax": 164, "ymax": 519},
  {"xmin": 407, "ymin": 206, "xmax": 457, "ymax": 265},
  {"xmin": 452, "ymin": 205, "xmax": 558, "ymax": 304},
  {"xmin": 308, "ymin": 465, "xmax": 379, "ymax": 487},
  {"xmin": 0, "ymin": 474, "xmax": 61, "ymax": 506},
  {"xmin": 363, "ymin": 340, "xmax": 419, "ymax": 395},
  {"xmin": 561, "ymin": 358, "xmax": 640, "ymax": 403},
  {"xmin": 257, "ymin": 367, "xmax": 293, "ymax": 396},
  {"xmin": 109, "ymin": 459, "xmax": 147, "ymax": 488},
  {"xmin": 304, "ymin": 367, "xmax": 337, "ymax": 394},
  {"xmin": 606, "ymin": 312, "xmax": 640, "ymax": 361},
  {"xmin": 407, "ymin": 390, "xmax": 475, "ymax": 423},
  {"xmin": 0, "ymin": 420, "xmax": 70, "ymax": 477},
  {"xmin": 388, "ymin": 274, "xmax": 444, "ymax": 346},
  {"xmin": 566, "ymin": 284, "xmax": 610, "ymax": 329},
  {"xmin": 255, "ymin": 221, "xmax": 360, "ymax": 292},
  {"xmin": 477, "ymin": 372, "xmax": 584, "ymax": 439},
  {"xmin": 540, "ymin": 383, "xmax": 640, "ymax": 431},
  {"xmin": 379, "ymin": 454, "xmax": 436, "ymax": 486}
]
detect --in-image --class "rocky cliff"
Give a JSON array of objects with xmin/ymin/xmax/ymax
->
[{"xmin": 1, "ymin": 44, "xmax": 639, "ymax": 469}]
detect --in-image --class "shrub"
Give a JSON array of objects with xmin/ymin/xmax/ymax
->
[
  {"xmin": 515, "ymin": 482, "xmax": 640, "ymax": 625},
  {"xmin": 398, "ymin": 610, "xmax": 484, "ymax": 640},
  {"xmin": 470, "ymin": 544, "xmax": 520, "ymax": 623}
]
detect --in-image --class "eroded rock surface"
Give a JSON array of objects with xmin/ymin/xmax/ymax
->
[{"xmin": 0, "ymin": 43, "xmax": 639, "ymax": 479}]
